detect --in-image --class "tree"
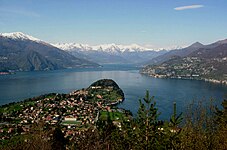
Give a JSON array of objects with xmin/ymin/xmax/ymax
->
[
  {"xmin": 167, "ymin": 102, "xmax": 183, "ymax": 149},
  {"xmin": 216, "ymin": 98, "xmax": 227, "ymax": 127},
  {"xmin": 169, "ymin": 102, "xmax": 183, "ymax": 128},
  {"xmin": 135, "ymin": 90, "xmax": 162, "ymax": 150}
]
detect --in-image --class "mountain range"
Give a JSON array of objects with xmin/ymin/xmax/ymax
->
[
  {"xmin": 52, "ymin": 43, "xmax": 167, "ymax": 64},
  {"xmin": 0, "ymin": 32, "xmax": 99, "ymax": 71},
  {"xmin": 0, "ymin": 32, "xmax": 226, "ymax": 76}
]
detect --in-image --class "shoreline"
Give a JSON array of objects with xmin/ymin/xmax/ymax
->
[
  {"xmin": 0, "ymin": 72, "xmax": 15, "ymax": 75},
  {"xmin": 140, "ymin": 72, "xmax": 227, "ymax": 86}
]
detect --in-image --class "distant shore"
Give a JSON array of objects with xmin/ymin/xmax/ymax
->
[
  {"xmin": 0, "ymin": 72, "xmax": 15, "ymax": 75},
  {"xmin": 140, "ymin": 72, "xmax": 227, "ymax": 85}
]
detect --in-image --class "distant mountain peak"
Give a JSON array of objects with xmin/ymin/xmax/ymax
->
[
  {"xmin": 189, "ymin": 42, "xmax": 204, "ymax": 48},
  {"xmin": 0, "ymin": 32, "xmax": 42, "ymax": 42}
]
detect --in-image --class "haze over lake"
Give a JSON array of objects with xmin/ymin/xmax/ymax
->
[{"xmin": 0, "ymin": 65, "xmax": 226, "ymax": 120}]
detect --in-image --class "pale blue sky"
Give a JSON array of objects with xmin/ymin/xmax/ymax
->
[{"xmin": 0, "ymin": 0, "xmax": 227, "ymax": 49}]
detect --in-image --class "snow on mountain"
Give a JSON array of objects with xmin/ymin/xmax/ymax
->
[
  {"xmin": 155, "ymin": 45, "xmax": 185, "ymax": 51},
  {"xmin": 52, "ymin": 43, "xmax": 155, "ymax": 54},
  {"xmin": 0, "ymin": 32, "xmax": 42, "ymax": 43},
  {"xmin": 0, "ymin": 32, "xmax": 184, "ymax": 52},
  {"xmin": 53, "ymin": 43, "xmax": 93, "ymax": 51},
  {"xmin": 52, "ymin": 43, "xmax": 169, "ymax": 64}
]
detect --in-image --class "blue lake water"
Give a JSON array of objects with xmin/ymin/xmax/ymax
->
[{"xmin": 0, "ymin": 65, "xmax": 227, "ymax": 120}]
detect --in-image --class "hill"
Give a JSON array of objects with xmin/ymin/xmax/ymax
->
[
  {"xmin": 144, "ymin": 42, "xmax": 204, "ymax": 65},
  {"xmin": 88, "ymin": 79, "xmax": 124, "ymax": 105},
  {"xmin": 141, "ymin": 39, "xmax": 227, "ymax": 83}
]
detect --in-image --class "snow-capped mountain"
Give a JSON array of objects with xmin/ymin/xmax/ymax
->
[
  {"xmin": 52, "ymin": 43, "xmax": 167, "ymax": 64},
  {"xmin": 53, "ymin": 43, "xmax": 154, "ymax": 54},
  {"xmin": 53, "ymin": 43, "xmax": 93, "ymax": 51},
  {"xmin": 0, "ymin": 32, "xmax": 42, "ymax": 43}
]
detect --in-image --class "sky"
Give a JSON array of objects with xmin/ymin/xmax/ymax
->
[{"xmin": 0, "ymin": 0, "xmax": 227, "ymax": 49}]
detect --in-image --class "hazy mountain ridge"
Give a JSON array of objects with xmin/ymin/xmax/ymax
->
[
  {"xmin": 144, "ymin": 42, "xmax": 205, "ymax": 65},
  {"xmin": 145, "ymin": 39, "xmax": 227, "ymax": 66},
  {"xmin": 0, "ymin": 33, "xmax": 100, "ymax": 71}
]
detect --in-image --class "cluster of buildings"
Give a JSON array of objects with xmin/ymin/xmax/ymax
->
[
  {"xmin": 204, "ymin": 78, "xmax": 227, "ymax": 85},
  {"xmin": 0, "ymin": 85, "xmax": 125, "ymax": 141},
  {"xmin": 141, "ymin": 57, "xmax": 227, "ymax": 85}
]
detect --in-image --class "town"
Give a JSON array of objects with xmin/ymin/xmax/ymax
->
[
  {"xmin": 141, "ymin": 56, "xmax": 227, "ymax": 85},
  {"xmin": 0, "ymin": 79, "xmax": 130, "ymax": 143}
]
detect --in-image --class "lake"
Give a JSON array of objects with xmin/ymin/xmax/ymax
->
[{"xmin": 0, "ymin": 65, "xmax": 227, "ymax": 120}]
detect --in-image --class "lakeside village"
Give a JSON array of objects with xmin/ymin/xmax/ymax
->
[
  {"xmin": 0, "ymin": 71, "xmax": 15, "ymax": 75},
  {"xmin": 0, "ymin": 79, "xmax": 131, "ymax": 142},
  {"xmin": 141, "ymin": 57, "xmax": 227, "ymax": 85}
]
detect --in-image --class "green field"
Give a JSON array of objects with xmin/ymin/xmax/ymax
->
[
  {"xmin": 61, "ymin": 120, "xmax": 82, "ymax": 125},
  {"xmin": 99, "ymin": 111, "xmax": 124, "ymax": 121}
]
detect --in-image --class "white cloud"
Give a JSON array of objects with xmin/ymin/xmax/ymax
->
[
  {"xmin": 0, "ymin": 8, "xmax": 40, "ymax": 17},
  {"xmin": 174, "ymin": 5, "xmax": 204, "ymax": 11}
]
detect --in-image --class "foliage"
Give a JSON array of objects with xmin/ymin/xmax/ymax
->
[
  {"xmin": 1, "ymin": 122, "xmax": 53, "ymax": 150},
  {"xmin": 175, "ymin": 99, "xmax": 227, "ymax": 150},
  {"xmin": 134, "ymin": 90, "xmax": 161, "ymax": 149},
  {"xmin": 216, "ymin": 98, "xmax": 227, "ymax": 127},
  {"xmin": 169, "ymin": 102, "xmax": 183, "ymax": 128}
]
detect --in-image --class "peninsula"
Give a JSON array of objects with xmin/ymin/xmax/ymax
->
[{"xmin": 0, "ymin": 79, "xmax": 130, "ymax": 145}]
